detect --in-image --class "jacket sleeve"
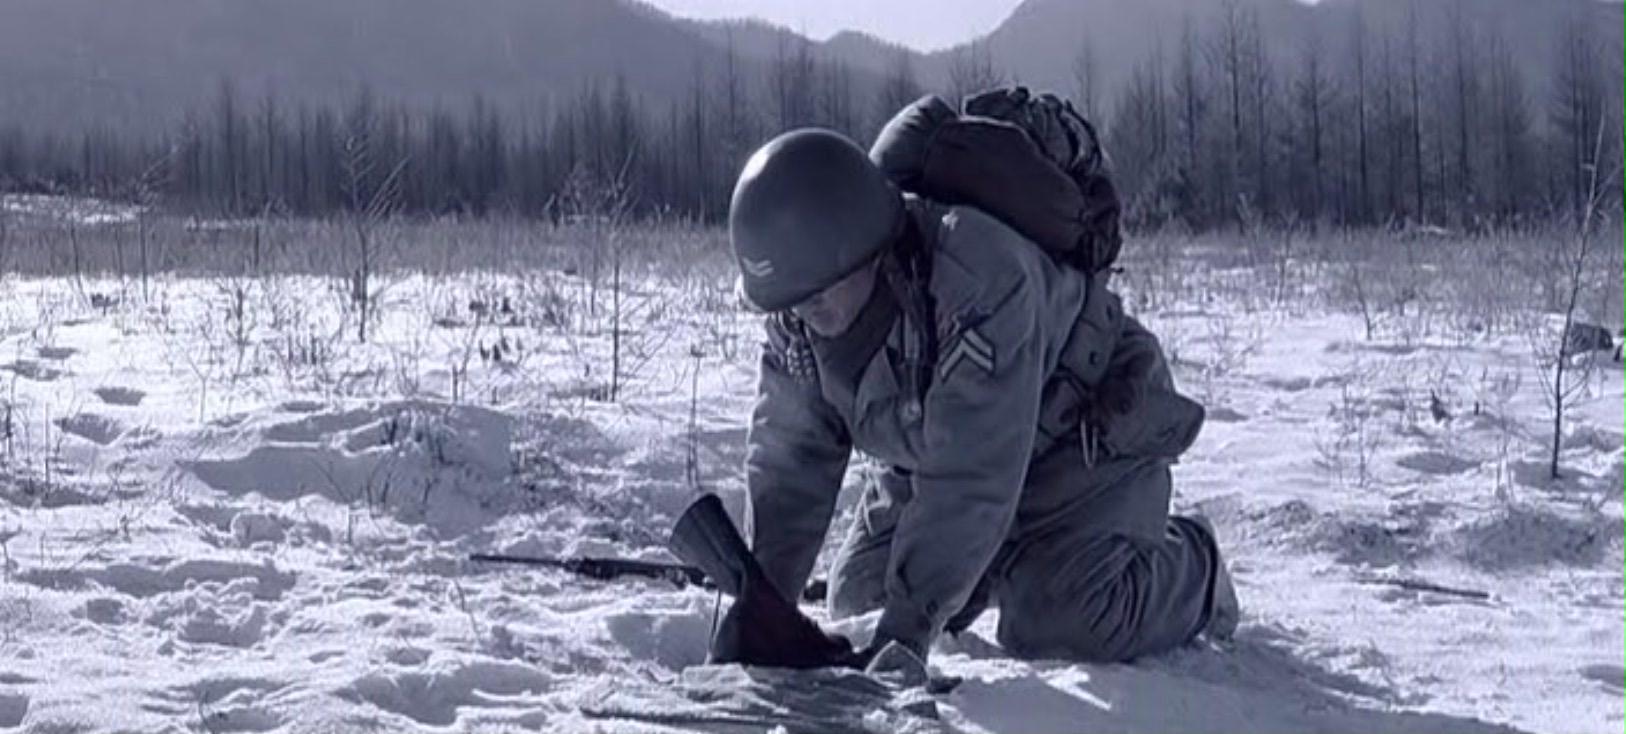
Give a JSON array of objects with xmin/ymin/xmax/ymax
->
[
  {"xmin": 875, "ymin": 282, "xmax": 1046, "ymax": 653},
  {"xmin": 744, "ymin": 313, "xmax": 854, "ymax": 602}
]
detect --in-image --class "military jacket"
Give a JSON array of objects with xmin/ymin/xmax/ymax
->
[{"xmin": 744, "ymin": 200, "xmax": 1203, "ymax": 650}]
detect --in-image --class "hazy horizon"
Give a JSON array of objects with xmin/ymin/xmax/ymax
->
[{"xmin": 641, "ymin": 0, "xmax": 1025, "ymax": 51}]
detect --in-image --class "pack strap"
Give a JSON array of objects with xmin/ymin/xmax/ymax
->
[{"xmin": 881, "ymin": 213, "xmax": 937, "ymax": 407}]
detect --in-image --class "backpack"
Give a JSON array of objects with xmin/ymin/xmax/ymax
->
[
  {"xmin": 864, "ymin": 87, "xmax": 1130, "ymax": 425},
  {"xmin": 870, "ymin": 87, "xmax": 1123, "ymax": 275}
]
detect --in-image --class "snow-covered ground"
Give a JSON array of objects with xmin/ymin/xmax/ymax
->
[{"xmin": 0, "ymin": 234, "xmax": 1619, "ymax": 732}]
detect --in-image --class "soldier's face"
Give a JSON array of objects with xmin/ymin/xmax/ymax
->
[{"xmin": 792, "ymin": 258, "xmax": 878, "ymax": 338}]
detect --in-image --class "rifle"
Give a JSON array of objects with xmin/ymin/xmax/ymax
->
[
  {"xmin": 468, "ymin": 550, "xmax": 829, "ymax": 602},
  {"xmin": 468, "ymin": 553, "xmax": 712, "ymax": 590}
]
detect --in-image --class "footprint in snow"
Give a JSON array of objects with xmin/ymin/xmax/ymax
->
[
  {"xmin": 1395, "ymin": 450, "xmax": 1479, "ymax": 476},
  {"xmin": 151, "ymin": 678, "xmax": 287, "ymax": 732},
  {"xmin": 1, "ymin": 359, "xmax": 66, "ymax": 381},
  {"xmin": 341, "ymin": 659, "xmax": 552, "ymax": 727}
]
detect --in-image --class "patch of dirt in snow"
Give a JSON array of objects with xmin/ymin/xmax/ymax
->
[
  {"xmin": 55, "ymin": 412, "xmax": 127, "ymax": 446},
  {"xmin": 1452, "ymin": 504, "xmax": 1622, "ymax": 571},
  {"xmin": 92, "ymin": 386, "xmax": 145, "ymax": 406},
  {"xmin": 1578, "ymin": 664, "xmax": 1624, "ymax": 695},
  {"xmin": 1395, "ymin": 450, "xmax": 1480, "ymax": 476},
  {"xmin": 0, "ymin": 358, "xmax": 67, "ymax": 381},
  {"xmin": 0, "ymin": 692, "xmax": 28, "ymax": 728}
]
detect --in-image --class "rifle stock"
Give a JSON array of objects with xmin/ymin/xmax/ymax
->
[{"xmin": 668, "ymin": 493, "xmax": 859, "ymax": 668}]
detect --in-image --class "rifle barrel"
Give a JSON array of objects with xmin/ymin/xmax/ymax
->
[
  {"xmin": 467, "ymin": 553, "xmax": 829, "ymax": 603},
  {"xmin": 469, "ymin": 553, "xmax": 711, "ymax": 589}
]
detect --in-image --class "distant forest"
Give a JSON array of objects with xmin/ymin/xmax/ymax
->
[{"xmin": 0, "ymin": 2, "xmax": 1620, "ymax": 232}]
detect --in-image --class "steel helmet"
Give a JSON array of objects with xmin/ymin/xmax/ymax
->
[{"xmin": 729, "ymin": 128, "xmax": 904, "ymax": 312}]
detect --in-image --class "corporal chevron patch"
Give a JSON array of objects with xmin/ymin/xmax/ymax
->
[{"xmin": 939, "ymin": 326, "xmax": 995, "ymax": 380}]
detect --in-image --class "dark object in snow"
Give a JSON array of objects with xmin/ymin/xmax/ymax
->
[
  {"xmin": 1355, "ymin": 574, "xmax": 1491, "ymax": 601},
  {"xmin": 467, "ymin": 551, "xmax": 830, "ymax": 603},
  {"xmin": 469, "ymin": 552, "xmax": 709, "ymax": 588},
  {"xmin": 1429, "ymin": 390, "xmax": 1451, "ymax": 424},
  {"xmin": 670, "ymin": 494, "xmax": 860, "ymax": 669},
  {"xmin": 1562, "ymin": 322, "xmax": 1614, "ymax": 358}
]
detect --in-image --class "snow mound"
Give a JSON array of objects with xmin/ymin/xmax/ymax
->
[
  {"xmin": 577, "ymin": 665, "xmax": 948, "ymax": 734},
  {"xmin": 183, "ymin": 399, "xmax": 514, "ymax": 533},
  {"xmin": 339, "ymin": 658, "xmax": 552, "ymax": 727}
]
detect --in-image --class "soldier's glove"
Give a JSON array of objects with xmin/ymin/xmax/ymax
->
[{"xmin": 710, "ymin": 571, "xmax": 860, "ymax": 669}]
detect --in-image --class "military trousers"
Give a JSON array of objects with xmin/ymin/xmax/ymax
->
[{"xmin": 826, "ymin": 441, "xmax": 1221, "ymax": 663}]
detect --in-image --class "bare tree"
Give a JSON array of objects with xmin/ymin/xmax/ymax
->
[
  {"xmin": 132, "ymin": 146, "xmax": 173, "ymax": 301},
  {"xmin": 818, "ymin": 59, "xmax": 857, "ymax": 138},
  {"xmin": 1446, "ymin": 0, "xmax": 1479, "ymax": 221},
  {"xmin": 1111, "ymin": 56, "xmax": 1171, "ymax": 221},
  {"xmin": 771, "ymin": 35, "xmax": 817, "ymax": 130},
  {"xmin": 1550, "ymin": 14, "xmax": 1608, "ymax": 219},
  {"xmin": 1072, "ymin": 44, "xmax": 1100, "ymax": 121},
  {"xmin": 0, "ymin": 195, "xmax": 9, "ymax": 277},
  {"xmin": 1350, "ymin": 6, "xmax": 1371, "ymax": 223},
  {"xmin": 1483, "ymin": 30, "xmax": 1531, "ymax": 222},
  {"xmin": 947, "ymin": 40, "xmax": 1004, "ymax": 106},
  {"xmin": 1377, "ymin": 30, "xmax": 1403, "ymax": 219},
  {"xmin": 1211, "ymin": 0, "xmax": 1249, "ymax": 220},
  {"xmin": 257, "ymin": 92, "xmax": 283, "ymax": 210},
  {"xmin": 1406, "ymin": 0, "xmax": 1426, "ymax": 220},
  {"xmin": 1294, "ymin": 27, "xmax": 1333, "ymax": 224},
  {"xmin": 341, "ymin": 87, "xmax": 408, "ymax": 344},
  {"xmin": 1540, "ymin": 120, "xmax": 1616, "ymax": 480},
  {"xmin": 1173, "ymin": 16, "xmax": 1209, "ymax": 222},
  {"xmin": 1244, "ymin": 13, "xmax": 1273, "ymax": 218},
  {"xmin": 214, "ymin": 78, "xmax": 244, "ymax": 214},
  {"xmin": 716, "ymin": 28, "xmax": 753, "ymax": 205},
  {"xmin": 686, "ymin": 57, "xmax": 711, "ymax": 216},
  {"xmin": 876, "ymin": 49, "xmax": 923, "ymax": 132}
]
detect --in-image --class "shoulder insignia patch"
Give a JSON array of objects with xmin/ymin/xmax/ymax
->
[{"xmin": 940, "ymin": 325, "xmax": 995, "ymax": 380}]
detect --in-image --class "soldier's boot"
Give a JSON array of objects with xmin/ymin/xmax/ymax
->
[{"xmin": 1190, "ymin": 515, "xmax": 1239, "ymax": 641}]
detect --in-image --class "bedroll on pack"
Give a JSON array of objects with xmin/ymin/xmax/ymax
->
[{"xmin": 870, "ymin": 87, "xmax": 1123, "ymax": 275}]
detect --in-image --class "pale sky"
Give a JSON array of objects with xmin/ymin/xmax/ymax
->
[{"xmin": 643, "ymin": 0, "xmax": 1026, "ymax": 52}]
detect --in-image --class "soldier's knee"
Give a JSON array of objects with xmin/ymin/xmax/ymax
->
[{"xmin": 996, "ymin": 584, "xmax": 1139, "ymax": 663}]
